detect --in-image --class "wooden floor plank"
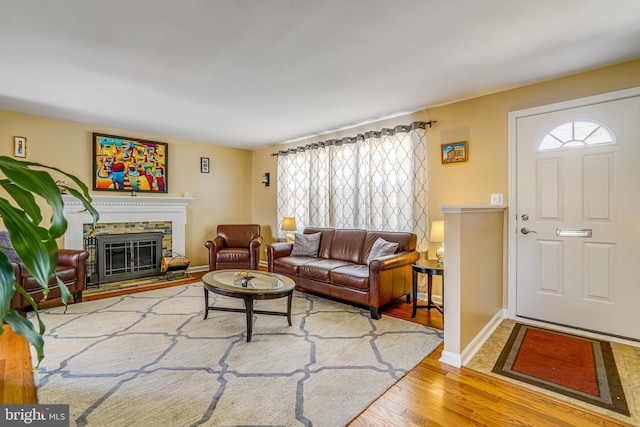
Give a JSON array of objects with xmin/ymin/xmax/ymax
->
[{"xmin": 0, "ymin": 325, "xmax": 36, "ymax": 404}]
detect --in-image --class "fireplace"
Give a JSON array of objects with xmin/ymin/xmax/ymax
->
[
  {"xmin": 96, "ymin": 232, "xmax": 163, "ymax": 284},
  {"xmin": 62, "ymin": 195, "xmax": 193, "ymax": 285},
  {"xmin": 83, "ymin": 221, "xmax": 172, "ymax": 286}
]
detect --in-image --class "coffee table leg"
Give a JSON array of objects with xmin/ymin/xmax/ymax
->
[
  {"xmin": 203, "ymin": 288, "xmax": 209, "ymax": 320},
  {"xmin": 286, "ymin": 291, "xmax": 293, "ymax": 326},
  {"xmin": 244, "ymin": 295, "xmax": 254, "ymax": 342}
]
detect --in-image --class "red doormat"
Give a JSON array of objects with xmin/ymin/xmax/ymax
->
[{"xmin": 492, "ymin": 323, "xmax": 629, "ymax": 416}]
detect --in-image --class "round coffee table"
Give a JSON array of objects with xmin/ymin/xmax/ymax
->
[{"xmin": 202, "ymin": 270, "xmax": 295, "ymax": 342}]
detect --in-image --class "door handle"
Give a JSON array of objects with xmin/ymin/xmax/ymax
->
[
  {"xmin": 520, "ymin": 227, "xmax": 537, "ymax": 234},
  {"xmin": 556, "ymin": 228, "xmax": 592, "ymax": 238}
]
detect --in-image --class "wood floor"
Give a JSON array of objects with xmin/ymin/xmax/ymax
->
[
  {"xmin": 0, "ymin": 324, "xmax": 36, "ymax": 405},
  {"xmin": 349, "ymin": 300, "xmax": 633, "ymax": 427},
  {"xmin": 1, "ymin": 277, "xmax": 633, "ymax": 426}
]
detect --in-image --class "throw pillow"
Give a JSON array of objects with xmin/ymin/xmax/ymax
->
[
  {"xmin": 367, "ymin": 237, "xmax": 399, "ymax": 264},
  {"xmin": 290, "ymin": 232, "xmax": 322, "ymax": 257}
]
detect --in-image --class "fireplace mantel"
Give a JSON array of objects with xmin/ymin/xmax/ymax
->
[{"xmin": 62, "ymin": 194, "xmax": 194, "ymax": 254}]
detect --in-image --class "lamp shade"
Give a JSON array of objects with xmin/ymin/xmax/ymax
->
[
  {"xmin": 430, "ymin": 220, "xmax": 444, "ymax": 243},
  {"xmin": 281, "ymin": 217, "xmax": 297, "ymax": 231}
]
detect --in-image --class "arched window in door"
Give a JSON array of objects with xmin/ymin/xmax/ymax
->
[{"xmin": 539, "ymin": 120, "xmax": 615, "ymax": 151}]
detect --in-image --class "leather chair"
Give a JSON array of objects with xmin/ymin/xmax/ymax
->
[
  {"xmin": 205, "ymin": 224, "xmax": 262, "ymax": 271},
  {"xmin": 0, "ymin": 231, "xmax": 89, "ymax": 312}
]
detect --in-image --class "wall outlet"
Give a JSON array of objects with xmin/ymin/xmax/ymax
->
[{"xmin": 490, "ymin": 193, "xmax": 503, "ymax": 206}]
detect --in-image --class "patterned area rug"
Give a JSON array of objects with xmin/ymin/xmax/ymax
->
[
  {"xmin": 493, "ymin": 323, "xmax": 629, "ymax": 416},
  {"xmin": 31, "ymin": 283, "xmax": 442, "ymax": 426}
]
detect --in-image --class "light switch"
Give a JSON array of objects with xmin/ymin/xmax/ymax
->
[{"xmin": 491, "ymin": 193, "xmax": 503, "ymax": 206}]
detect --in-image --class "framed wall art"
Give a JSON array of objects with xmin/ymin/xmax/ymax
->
[
  {"xmin": 200, "ymin": 157, "xmax": 210, "ymax": 173},
  {"xmin": 441, "ymin": 141, "xmax": 468, "ymax": 164},
  {"xmin": 92, "ymin": 133, "xmax": 168, "ymax": 193},
  {"xmin": 13, "ymin": 136, "xmax": 27, "ymax": 158}
]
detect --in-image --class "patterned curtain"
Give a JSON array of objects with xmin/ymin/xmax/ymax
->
[{"xmin": 276, "ymin": 122, "xmax": 429, "ymax": 251}]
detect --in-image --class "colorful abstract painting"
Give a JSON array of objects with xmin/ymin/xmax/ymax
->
[{"xmin": 92, "ymin": 133, "xmax": 168, "ymax": 193}]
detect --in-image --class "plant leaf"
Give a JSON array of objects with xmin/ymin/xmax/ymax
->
[
  {"xmin": 57, "ymin": 276, "xmax": 71, "ymax": 308},
  {"xmin": 0, "ymin": 156, "xmax": 98, "ymax": 363},
  {"xmin": 0, "ymin": 199, "xmax": 55, "ymax": 289},
  {"xmin": 0, "ymin": 180, "xmax": 42, "ymax": 225},
  {"xmin": 0, "ymin": 156, "xmax": 99, "ymax": 229},
  {"xmin": 0, "ymin": 251, "xmax": 17, "ymax": 321},
  {"xmin": 63, "ymin": 187, "xmax": 100, "ymax": 226},
  {"xmin": 4, "ymin": 309, "xmax": 45, "ymax": 366},
  {"xmin": 0, "ymin": 156, "xmax": 67, "ymax": 238}
]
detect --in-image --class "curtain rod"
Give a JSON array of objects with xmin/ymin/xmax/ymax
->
[{"xmin": 271, "ymin": 120, "xmax": 437, "ymax": 157}]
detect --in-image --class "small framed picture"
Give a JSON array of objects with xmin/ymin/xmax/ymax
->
[
  {"xmin": 200, "ymin": 157, "xmax": 210, "ymax": 173},
  {"xmin": 13, "ymin": 136, "xmax": 27, "ymax": 158},
  {"xmin": 441, "ymin": 141, "xmax": 468, "ymax": 164}
]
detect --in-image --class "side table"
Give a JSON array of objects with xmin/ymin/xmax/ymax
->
[{"xmin": 411, "ymin": 259, "xmax": 444, "ymax": 318}]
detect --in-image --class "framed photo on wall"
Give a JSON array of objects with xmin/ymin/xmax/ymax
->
[
  {"xmin": 92, "ymin": 133, "xmax": 168, "ymax": 193},
  {"xmin": 201, "ymin": 157, "xmax": 210, "ymax": 173},
  {"xmin": 441, "ymin": 141, "xmax": 468, "ymax": 164},
  {"xmin": 13, "ymin": 136, "xmax": 27, "ymax": 158}
]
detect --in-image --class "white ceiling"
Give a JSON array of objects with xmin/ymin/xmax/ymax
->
[{"xmin": 1, "ymin": 1, "xmax": 639, "ymax": 150}]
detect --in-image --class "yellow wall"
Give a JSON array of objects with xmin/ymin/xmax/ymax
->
[
  {"xmin": 251, "ymin": 150, "xmax": 279, "ymax": 252},
  {"xmin": 255, "ymin": 59, "xmax": 640, "ymax": 233},
  {"xmin": 440, "ymin": 207, "xmax": 505, "ymax": 364},
  {"xmin": 424, "ymin": 59, "xmax": 640, "ymax": 218},
  {"xmin": 457, "ymin": 209, "xmax": 504, "ymax": 353},
  {"xmin": 0, "ymin": 110, "xmax": 254, "ymax": 267}
]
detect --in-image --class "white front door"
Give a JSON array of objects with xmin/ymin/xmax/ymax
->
[{"xmin": 513, "ymin": 90, "xmax": 640, "ymax": 340}]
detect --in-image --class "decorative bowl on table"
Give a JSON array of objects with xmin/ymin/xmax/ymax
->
[{"xmin": 234, "ymin": 271, "xmax": 255, "ymax": 287}]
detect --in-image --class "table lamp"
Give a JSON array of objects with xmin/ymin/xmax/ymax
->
[
  {"xmin": 430, "ymin": 220, "xmax": 444, "ymax": 264},
  {"xmin": 281, "ymin": 217, "xmax": 297, "ymax": 242}
]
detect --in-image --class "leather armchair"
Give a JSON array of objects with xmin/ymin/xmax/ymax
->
[
  {"xmin": 0, "ymin": 231, "xmax": 89, "ymax": 312},
  {"xmin": 205, "ymin": 224, "xmax": 262, "ymax": 271}
]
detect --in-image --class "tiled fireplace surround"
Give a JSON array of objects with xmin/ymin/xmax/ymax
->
[{"xmin": 62, "ymin": 195, "xmax": 193, "ymax": 284}]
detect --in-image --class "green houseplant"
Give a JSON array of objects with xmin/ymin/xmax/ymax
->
[{"xmin": 0, "ymin": 156, "xmax": 98, "ymax": 365}]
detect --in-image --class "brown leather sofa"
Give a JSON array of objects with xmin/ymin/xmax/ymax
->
[
  {"xmin": 267, "ymin": 227, "xmax": 419, "ymax": 319},
  {"xmin": 0, "ymin": 231, "xmax": 89, "ymax": 312},
  {"xmin": 205, "ymin": 224, "xmax": 263, "ymax": 271}
]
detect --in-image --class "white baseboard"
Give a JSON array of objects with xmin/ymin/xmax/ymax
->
[
  {"xmin": 439, "ymin": 350, "xmax": 462, "ymax": 368},
  {"xmin": 187, "ymin": 264, "xmax": 208, "ymax": 273},
  {"xmin": 416, "ymin": 292, "xmax": 442, "ymax": 305},
  {"xmin": 460, "ymin": 308, "xmax": 506, "ymax": 366},
  {"xmin": 188, "ymin": 262, "xmax": 267, "ymax": 273}
]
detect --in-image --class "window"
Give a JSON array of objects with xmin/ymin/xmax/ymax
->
[
  {"xmin": 539, "ymin": 120, "xmax": 615, "ymax": 151},
  {"xmin": 276, "ymin": 122, "xmax": 429, "ymax": 251}
]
